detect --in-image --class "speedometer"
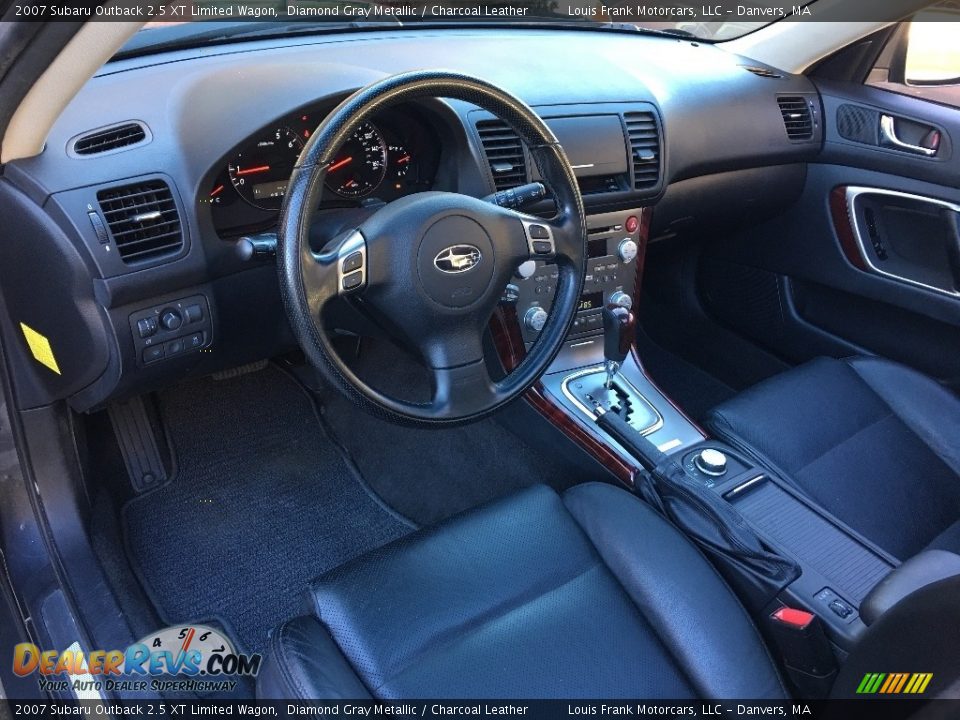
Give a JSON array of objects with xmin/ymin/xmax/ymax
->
[
  {"xmin": 325, "ymin": 122, "xmax": 388, "ymax": 198},
  {"xmin": 228, "ymin": 126, "xmax": 303, "ymax": 210}
]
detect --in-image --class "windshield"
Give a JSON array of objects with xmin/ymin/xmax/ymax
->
[{"xmin": 118, "ymin": 1, "xmax": 796, "ymax": 58}]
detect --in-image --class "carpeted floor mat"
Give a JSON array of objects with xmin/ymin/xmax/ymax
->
[
  {"xmin": 321, "ymin": 339, "xmax": 583, "ymax": 526},
  {"xmin": 122, "ymin": 365, "xmax": 412, "ymax": 654}
]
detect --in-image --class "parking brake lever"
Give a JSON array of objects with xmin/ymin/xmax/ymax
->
[{"xmin": 602, "ymin": 304, "xmax": 635, "ymax": 389}]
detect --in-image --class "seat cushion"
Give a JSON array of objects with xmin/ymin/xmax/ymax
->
[
  {"xmin": 257, "ymin": 483, "xmax": 785, "ymax": 699},
  {"xmin": 705, "ymin": 356, "xmax": 960, "ymax": 560}
]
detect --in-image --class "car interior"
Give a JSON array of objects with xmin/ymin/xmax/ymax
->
[{"xmin": 0, "ymin": 0, "xmax": 959, "ymax": 703}]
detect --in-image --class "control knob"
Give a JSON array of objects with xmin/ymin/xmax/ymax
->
[
  {"xmin": 694, "ymin": 448, "xmax": 728, "ymax": 476},
  {"xmin": 618, "ymin": 238, "xmax": 639, "ymax": 264},
  {"xmin": 609, "ymin": 291, "xmax": 633, "ymax": 311},
  {"xmin": 524, "ymin": 306, "xmax": 548, "ymax": 333},
  {"xmin": 160, "ymin": 308, "xmax": 183, "ymax": 331}
]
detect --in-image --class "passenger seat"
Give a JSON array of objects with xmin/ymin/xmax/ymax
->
[{"xmin": 704, "ymin": 356, "xmax": 960, "ymax": 561}]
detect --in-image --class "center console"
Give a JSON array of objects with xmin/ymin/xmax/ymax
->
[
  {"xmin": 492, "ymin": 206, "xmax": 895, "ymax": 659},
  {"xmin": 672, "ymin": 442, "xmax": 895, "ymax": 649}
]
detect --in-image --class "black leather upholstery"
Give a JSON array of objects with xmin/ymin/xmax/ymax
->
[
  {"xmin": 257, "ymin": 483, "xmax": 786, "ymax": 699},
  {"xmin": 705, "ymin": 356, "xmax": 960, "ymax": 560},
  {"xmin": 860, "ymin": 549, "xmax": 960, "ymax": 626}
]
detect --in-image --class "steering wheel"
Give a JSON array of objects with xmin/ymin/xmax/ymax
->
[{"xmin": 277, "ymin": 71, "xmax": 586, "ymax": 426}]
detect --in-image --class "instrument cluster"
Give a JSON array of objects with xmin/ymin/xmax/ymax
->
[{"xmin": 207, "ymin": 104, "xmax": 441, "ymax": 237}]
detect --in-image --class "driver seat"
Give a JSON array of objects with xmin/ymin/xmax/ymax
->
[{"xmin": 256, "ymin": 483, "xmax": 787, "ymax": 698}]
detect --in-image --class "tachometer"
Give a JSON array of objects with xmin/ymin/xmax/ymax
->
[
  {"xmin": 325, "ymin": 122, "xmax": 388, "ymax": 198},
  {"xmin": 228, "ymin": 126, "xmax": 304, "ymax": 210}
]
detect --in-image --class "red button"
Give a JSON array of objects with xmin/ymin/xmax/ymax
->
[
  {"xmin": 625, "ymin": 215, "xmax": 639, "ymax": 234},
  {"xmin": 772, "ymin": 606, "xmax": 814, "ymax": 629}
]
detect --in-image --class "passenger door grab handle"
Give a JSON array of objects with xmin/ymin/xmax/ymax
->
[{"xmin": 879, "ymin": 115, "xmax": 937, "ymax": 157}]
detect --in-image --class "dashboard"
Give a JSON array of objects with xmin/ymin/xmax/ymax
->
[
  {"xmin": 0, "ymin": 27, "xmax": 823, "ymax": 412},
  {"xmin": 208, "ymin": 104, "xmax": 442, "ymax": 237}
]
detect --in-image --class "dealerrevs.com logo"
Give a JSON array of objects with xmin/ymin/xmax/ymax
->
[{"xmin": 13, "ymin": 624, "xmax": 261, "ymax": 694}]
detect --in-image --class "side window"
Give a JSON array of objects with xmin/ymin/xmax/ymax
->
[{"xmin": 866, "ymin": 4, "xmax": 960, "ymax": 109}]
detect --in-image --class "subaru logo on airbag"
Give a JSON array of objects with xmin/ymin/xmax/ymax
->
[{"xmin": 434, "ymin": 245, "xmax": 482, "ymax": 274}]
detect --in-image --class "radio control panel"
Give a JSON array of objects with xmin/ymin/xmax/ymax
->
[{"xmin": 510, "ymin": 209, "xmax": 642, "ymax": 345}]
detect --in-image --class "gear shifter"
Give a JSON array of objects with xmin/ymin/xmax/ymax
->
[{"xmin": 602, "ymin": 304, "xmax": 636, "ymax": 389}]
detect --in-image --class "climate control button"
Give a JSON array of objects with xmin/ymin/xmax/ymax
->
[
  {"xmin": 609, "ymin": 291, "xmax": 633, "ymax": 310},
  {"xmin": 524, "ymin": 306, "xmax": 548, "ymax": 333},
  {"xmin": 618, "ymin": 238, "xmax": 639, "ymax": 263}
]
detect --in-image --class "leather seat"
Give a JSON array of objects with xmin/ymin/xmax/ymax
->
[
  {"xmin": 257, "ymin": 483, "xmax": 786, "ymax": 699},
  {"xmin": 705, "ymin": 356, "xmax": 960, "ymax": 561}
]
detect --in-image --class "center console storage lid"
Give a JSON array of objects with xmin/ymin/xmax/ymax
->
[{"xmin": 860, "ymin": 549, "xmax": 960, "ymax": 626}]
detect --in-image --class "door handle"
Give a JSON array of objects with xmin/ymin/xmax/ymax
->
[{"xmin": 880, "ymin": 115, "xmax": 938, "ymax": 156}]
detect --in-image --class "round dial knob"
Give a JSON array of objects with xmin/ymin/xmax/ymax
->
[
  {"xmin": 524, "ymin": 306, "xmax": 548, "ymax": 333},
  {"xmin": 160, "ymin": 309, "xmax": 183, "ymax": 331},
  {"xmin": 694, "ymin": 448, "xmax": 728, "ymax": 476},
  {"xmin": 609, "ymin": 291, "xmax": 633, "ymax": 310},
  {"xmin": 618, "ymin": 238, "xmax": 639, "ymax": 264},
  {"xmin": 515, "ymin": 260, "xmax": 537, "ymax": 280}
]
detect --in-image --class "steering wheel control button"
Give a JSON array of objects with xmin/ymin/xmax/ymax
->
[
  {"xmin": 336, "ymin": 231, "xmax": 367, "ymax": 295},
  {"xmin": 522, "ymin": 220, "xmax": 555, "ymax": 256},
  {"xmin": 341, "ymin": 251, "xmax": 364, "ymax": 274},
  {"xmin": 142, "ymin": 345, "xmax": 164, "ymax": 364},
  {"xmin": 528, "ymin": 224, "xmax": 550, "ymax": 239},
  {"xmin": 342, "ymin": 271, "xmax": 364, "ymax": 291},
  {"xmin": 532, "ymin": 240, "xmax": 553, "ymax": 255},
  {"xmin": 695, "ymin": 448, "xmax": 728, "ymax": 476},
  {"xmin": 524, "ymin": 306, "xmax": 549, "ymax": 332},
  {"xmin": 137, "ymin": 317, "xmax": 158, "ymax": 338},
  {"xmin": 160, "ymin": 309, "xmax": 183, "ymax": 331}
]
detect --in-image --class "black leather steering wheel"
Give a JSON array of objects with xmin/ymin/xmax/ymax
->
[{"xmin": 277, "ymin": 71, "xmax": 586, "ymax": 426}]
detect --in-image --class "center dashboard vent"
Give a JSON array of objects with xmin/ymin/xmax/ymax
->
[
  {"xmin": 777, "ymin": 96, "xmax": 814, "ymax": 140},
  {"xmin": 624, "ymin": 112, "xmax": 661, "ymax": 190},
  {"xmin": 97, "ymin": 180, "xmax": 183, "ymax": 264},
  {"xmin": 476, "ymin": 119, "xmax": 527, "ymax": 190},
  {"xmin": 71, "ymin": 121, "xmax": 148, "ymax": 156}
]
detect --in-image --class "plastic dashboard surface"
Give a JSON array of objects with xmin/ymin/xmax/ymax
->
[{"xmin": 0, "ymin": 27, "xmax": 822, "ymax": 410}]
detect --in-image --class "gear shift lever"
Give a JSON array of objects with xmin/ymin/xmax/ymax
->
[{"xmin": 602, "ymin": 304, "xmax": 636, "ymax": 389}]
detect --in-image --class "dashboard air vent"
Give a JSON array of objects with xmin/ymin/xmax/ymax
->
[
  {"xmin": 777, "ymin": 96, "xmax": 814, "ymax": 140},
  {"xmin": 72, "ymin": 122, "xmax": 147, "ymax": 155},
  {"xmin": 97, "ymin": 180, "xmax": 183, "ymax": 264},
  {"xmin": 476, "ymin": 119, "xmax": 527, "ymax": 190},
  {"xmin": 624, "ymin": 112, "xmax": 661, "ymax": 190},
  {"xmin": 742, "ymin": 65, "xmax": 783, "ymax": 79}
]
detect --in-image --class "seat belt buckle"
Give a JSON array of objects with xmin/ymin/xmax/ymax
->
[{"xmin": 768, "ymin": 605, "xmax": 837, "ymax": 697}]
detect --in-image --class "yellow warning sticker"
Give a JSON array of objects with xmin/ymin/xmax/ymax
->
[{"xmin": 20, "ymin": 323, "xmax": 61, "ymax": 375}]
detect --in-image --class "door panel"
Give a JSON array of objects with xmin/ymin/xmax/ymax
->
[
  {"xmin": 698, "ymin": 77, "xmax": 960, "ymax": 388},
  {"xmin": 842, "ymin": 186, "xmax": 960, "ymax": 297}
]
